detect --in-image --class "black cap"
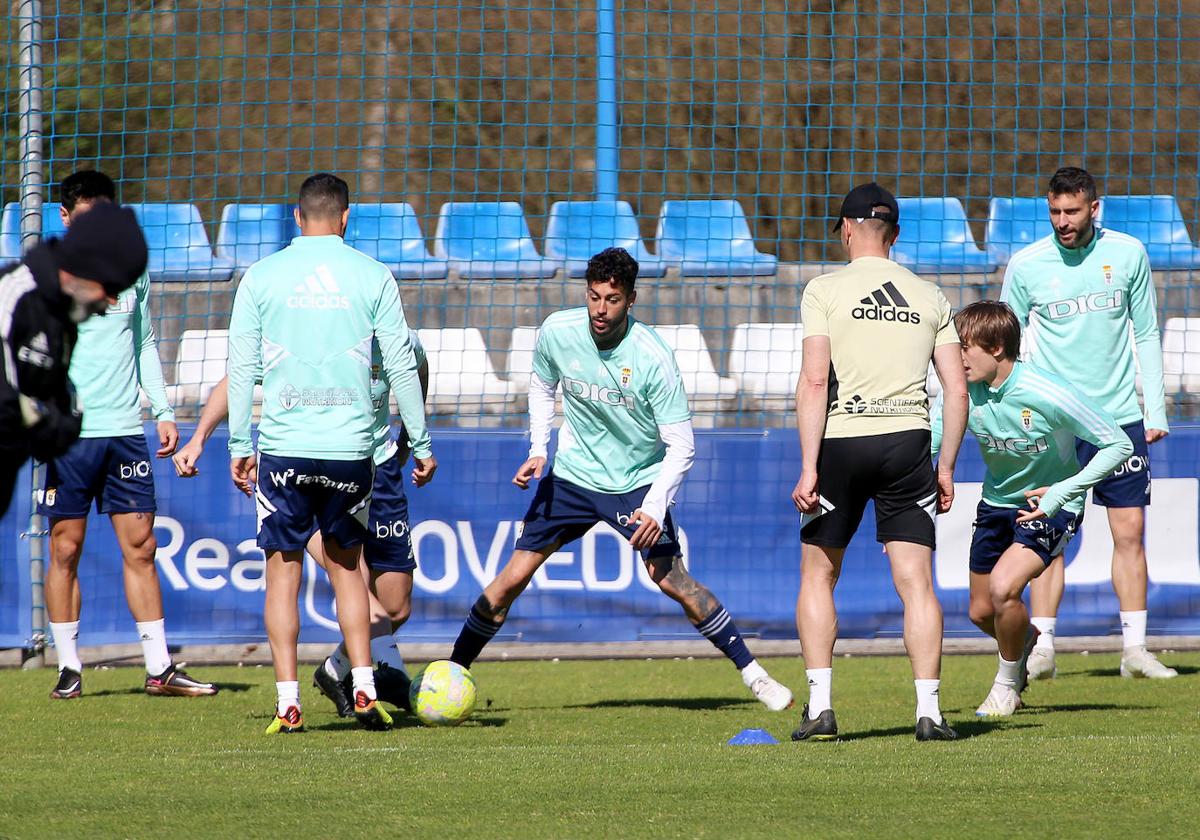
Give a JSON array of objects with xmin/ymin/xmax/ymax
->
[
  {"xmin": 51, "ymin": 202, "xmax": 148, "ymax": 296},
  {"xmin": 833, "ymin": 182, "xmax": 900, "ymax": 231}
]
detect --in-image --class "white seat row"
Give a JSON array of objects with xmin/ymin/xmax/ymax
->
[{"xmin": 145, "ymin": 324, "xmax": 957, "ymax": 416}]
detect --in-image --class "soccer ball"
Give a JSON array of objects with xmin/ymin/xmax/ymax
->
[{"xmin": 408, "ymin": 660, "xmax": 477, "ymax": 726}]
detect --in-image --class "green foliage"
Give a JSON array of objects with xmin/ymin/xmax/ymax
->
[{"xmin": 0, "ymin": 653, "xmax": 1196, "ymax": 837}]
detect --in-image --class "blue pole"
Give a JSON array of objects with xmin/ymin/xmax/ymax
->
[{"xmin": 595, "ymin": 0, "xmax": 619, "ymax": 201}]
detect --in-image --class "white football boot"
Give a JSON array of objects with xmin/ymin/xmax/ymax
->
[
  {"xmin": 1025, "ymin": 648, "xmax": 1057, "ymax": 681},
  {"xmin": 975, "ymin": 682, "xmax": 1022, "ymax": 717},
  {"xmin": 1120, "ymin": 646, "xmax": 1179, "ymax": 679},
  {"xmin": 748, "ymin": 675, "xmax": 794, "ymax": 711}
]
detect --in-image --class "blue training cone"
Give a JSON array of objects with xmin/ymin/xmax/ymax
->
[{"xmin": 727, "ymin": 727, "xmax": 779, "ymax": 745}]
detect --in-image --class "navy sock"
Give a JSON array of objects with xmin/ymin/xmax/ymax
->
[
  {"xmin": 450, "ymin": 603, "xmax": 503, "ymax": 667},
  {"xmin": 694, "ymin": 605, "xmax": 754, "ymax": 669}
]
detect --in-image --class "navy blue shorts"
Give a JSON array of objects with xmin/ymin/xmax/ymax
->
[
  {"xmin": 1076, "ymin": 421, "xmax": 1150, "ymax": 508},
  {"xmin": 255, "ymin": 454, "xmax": 373, "ymax": 552},
  {"xmin": 363, "ymin": 450, "xmax": 415, "ymax": 573},
  {"xmin": 969, "ymin": 500, "xmax": 1081, "ymax": 574},
  {"xmin": 37, "ymin": 435, "xmax": 156, "ymax": 518},
  {"xmin": 514, "ymin": 472, "xmax": 682, "ymax": 560}
]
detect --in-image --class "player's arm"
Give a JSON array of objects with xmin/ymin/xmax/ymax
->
[
  {"xmin": 393, "ymin": 357, "xmax": 429, "ymax": 466},
  {"xmin": 373, "ymin": 273, "xmax": 434, "ymax": 484},
  {"xmin": 793, "ymin": 334, "xmax": 829, "ymax": 515},
  {"xmin": 630, "ymin": 419, "xmax": 695, "ymax": 550},
  {"xmin": 1023, "ymin": 378, "xmax": 1134, "ymax": 519},
  {"xmin": 226, "ymin": 278, "xmax": 261, "ymax": 494},
  {"xmin": 172, "ymin": 376, "xmax": 229, "ymax": 477},
  {"xmin": 932, "ymin": 338, "xmax": 968, "ymax": 514},
  {"xmin": 131, "ymin": 274, "xmax": 178, "ymax": 457},
  {"xmin": 1127, "ymin": 248, "xmax": 1170, "ymax": 439},
  {"xmin": 5, "ymin": 294, "xmax": 81, "ymax": 461},
  {"xmin": 998, "ymin": 261, "xmax": 1032, "ymax": 329},
  {"xmin": 514, "ymin": 326, "xmax": 559, "ymax": 489},
  {"xmin": 793, "ymin": 281, "xmax": 830, "ymax": 514}
]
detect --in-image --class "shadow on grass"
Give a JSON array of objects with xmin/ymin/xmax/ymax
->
[
  {"xmin": 835, "ymin": 717, "xmax": 1039, "ymax": 741},
  {"xmin": 1072, "ymin": 664, "xmax": 1199, "ymax": 678},
  {"xmin": 303, "ymin": 714, "xmax": 508, "ymax": 732},
  {"xmin": 562, "ymin": 696, "xmax": 751, "ymax": 712},
  {"xmin": 1020, "ymin": 701, "xmax": 1151, "ymax": 714},
  {"xmin": 84, "ymin": 682, "xmax": 254, "ymax": 698}
]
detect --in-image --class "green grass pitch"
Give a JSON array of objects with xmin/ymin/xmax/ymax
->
[{"xmin": 0, "ymin": 652, "xmax": 1196, "ymax": 838}]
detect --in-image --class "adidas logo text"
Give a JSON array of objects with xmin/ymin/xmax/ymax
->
[
  {"xmin": 287, "ymin": 265, "xmax": 350, "ymax": 310},
  {"xmin": 852, "ymin": 281, "xmax": 921, "ymax": 324}
]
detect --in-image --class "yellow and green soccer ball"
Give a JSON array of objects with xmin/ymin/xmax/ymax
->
[{"xmin": 408, "ymin": 660, "xmax": 477, "ymax": 726}]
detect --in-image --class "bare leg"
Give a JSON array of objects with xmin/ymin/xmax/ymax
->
[
  {"xmin": 46, "ymin": 518, "xmax": 87, "ymax": 622},
  {"xmin": 1108, "ymin": 507, "xmax": 1148, "ymax": 611},
  {"xmin": 322, "ymin": 539, "xmax": 372, "ymax": 670},
  {"xmin": 989, "ymin": 546, "xmax": 1047, "ymax": 660},
  {"xmin": 646, "ymin": 555, "xmax": 719, "ymax": 622},
  {"xmin": 110, "ymin": 511, "xmax": 163, "ymax": 621},
  {"xmin": 885, "ymin": 541, "xmax": 942, "ymax": 680},
  {"xmin": 264, "ymin": 550, "xmax": 303, "ymax": 683},
  {"xmin": 797, "ymin": 543, "xmax": 844, "ymax": 670},
  {"xmin": 1029, "ymin": 554, "xmax": 1065, "ymax": 617},
  {"xmin": 968, "ymin": 570, "xmax": 996, "ymax": 639},
  {"xmin": 476, "ymin": 545, "xmax": 560, "ymax": 621}
]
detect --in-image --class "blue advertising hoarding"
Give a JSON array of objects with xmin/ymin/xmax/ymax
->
[{"xmin": 3, "ymin": 425, "xmax": 1200, "ymax": 649}]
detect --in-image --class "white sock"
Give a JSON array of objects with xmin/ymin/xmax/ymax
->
[
  {"xmin": 914, "ymin": 679, "xmax": 942, "ymax": 724},
  {"xmin": 135, "ymin": 619, "xmax": 172, "ymax": 676},
  {"xmin": 325, "ymin": 645, "xmax": 352, "ymax": 680},
  {"xmin": 351, "ymin": 666, "xmax": 376, "ymax": 701},
  {"xmin": 739, "ymin": 659, "xmax": 767, "ymax": 688},
  {"xmin": 1031, "ymin": 616, "xmax": 1056, "ymax": 652},
  {"xmin": 995, "ymin": 655, "xmax": 1020, "ymax": 688},
  {"xmin": 1120, "ymin": 610, "xmax": 1147, "ymax": 649},
  {"xmin": 371, "ymin": 634, "xmax": 405, "ymax": 672},
  {"xmin": 49, "ymin": 620, "xmax": 82, "ymax": 673},
  {"xmin": 806, "ymin": 667, "xmax": 832, "ymax": 717},
  {"xmin": 276, "ymin": 680, "xmax": 300, "ymax": 716}
]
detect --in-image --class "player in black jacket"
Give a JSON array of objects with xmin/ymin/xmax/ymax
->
[{"xmin": 0, "ymin": 202, "xmax": 147, "ymax": 517}]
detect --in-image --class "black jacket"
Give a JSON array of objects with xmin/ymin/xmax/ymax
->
[{"xmin": 0, "ymin": 244, "xmax": 82, "ymax": 463}]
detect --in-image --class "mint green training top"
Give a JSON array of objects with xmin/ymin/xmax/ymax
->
[
  {"xmin": 1000, "ymin": 228, "xmax": 1169, "ymax": 431},
  {"xmin": 227, "ymin": 235, "xmax": 429, "ymax": 461},
  {"xmin": 70, "ymin": 272, "xmax": 174, "ymax": 437},
  {"xmin": 933, "ymin": 362, "xmax": 1133, "ymax": 516},
  {"xmin": 532, "ymin": 308, "xmax": 691, "ymax": 494}
]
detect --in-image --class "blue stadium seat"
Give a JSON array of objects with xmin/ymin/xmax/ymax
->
[
  {"xmin": 655, "ymin": 199, "xmax": 777, "ymax": 276},
  {"xmin": 543, "ymin": 200, "xmax": 665, "ymax": 277},
  {"xmin": 344, "ymin": 203, "xmax": 448, "ymax": 280},
  {"xmin": 215, "ymin": 204, "xmax": 296, "ymax": 268},
  {"xmin": 1, "ymin": 202, "xmax": 66, "ymax": 260},
  {"xmin": 130, "ymin": 203, "xmax": 234, "ymax": 282},
  {"xmin": 434, "ymin": 202, "xmax": 558, "ymax": 279},
  {"xmin": 986, "ymin": 197, "xmax": 1054, "ymax": 264},
  {"xmin": 891, "ymin": 197, "xmax": 996, "ymax": 274},
  {"xmin": 1099, "ymin": 195, "xmax": 1200, "ymax": 270}
]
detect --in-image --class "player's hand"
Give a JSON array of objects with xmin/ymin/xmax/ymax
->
[
  {"xmin": 791, "ymin": 469, "xmax": 819, "ymax": 514},
  {"xmin": 411, "ymin": 454, "xmax": 437, "ymax": 487},
  {"xmin": 1146, "ymin": 427, "xmax": 1168, "ymax": 445},
  {"xmin": 156, "ymin": 420, "xmax": 179, "ymax": 458},
  {"xmin": 936, "ymin": 467, "xmax": 955, "ymax": 514},
  {"xmin": 230, "ymin": 455, "xmax": 257, "ymax": 497},
  {"xmin": 1016, "ymin": 486, "xmax": 1051, "ymax": 523},
  {"xmin": 512, "ymin": 456, "xmax": 547, "ymax": 489},
  {"xmin": 172, "ymin": 439, "xmax": 204, "ymax": 477},
  {"xmin": 627, "ymin": 509, "xmax": 662, "ymax": 550}
]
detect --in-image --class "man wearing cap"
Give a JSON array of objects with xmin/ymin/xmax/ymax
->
[
  {"xmin": 34, "ymin": 171, "xmax": 216, "ymax": 701},
  {"xmin": 790, "ymin": 182, "xmax": 968, "ymax": 742},
  {"xmin": 0, "ymin": 199, "xmax": 146, "ymax": 517}
]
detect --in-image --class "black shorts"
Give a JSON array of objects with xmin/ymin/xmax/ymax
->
[{"xmin": 801, "ymin": 429, "xmax": 938, "ymax": 549}]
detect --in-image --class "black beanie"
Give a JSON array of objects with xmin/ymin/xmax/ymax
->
[{"xmin": 52, "ymin": 202, "xmax": 149, "ymax": 296}]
